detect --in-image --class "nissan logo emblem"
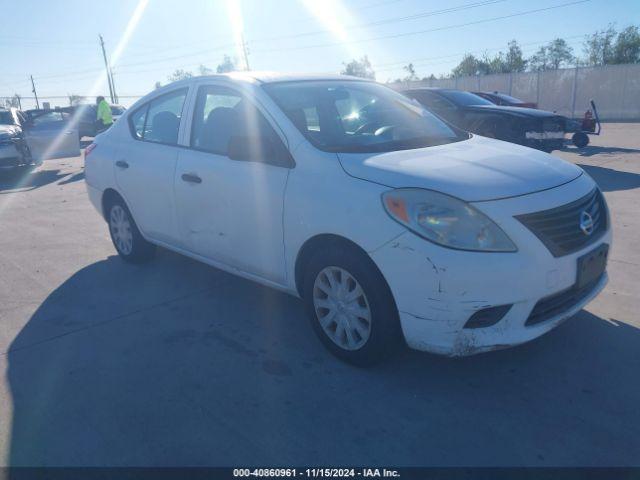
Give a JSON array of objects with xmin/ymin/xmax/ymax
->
[{"xmin": 580, "ymin": 211, "xmax": 595, "ymax": 236}]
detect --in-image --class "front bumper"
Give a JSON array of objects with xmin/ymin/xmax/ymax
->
[{"xmin": 370, "ymin": 174, "xmax": 611, "ymax": 356}]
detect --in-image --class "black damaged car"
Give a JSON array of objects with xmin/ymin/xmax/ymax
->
[{"xmin": 402, "ymin": 88, "xmax": 566, "ymax": 152}]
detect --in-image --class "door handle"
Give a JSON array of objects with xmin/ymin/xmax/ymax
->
[
  {"xmin": 181, "ymin": 173, "xmax": 202, "ymax": 184},
  {"xmin": 115, "ymin": 160, "xmax": 129, "ymax": 169}
]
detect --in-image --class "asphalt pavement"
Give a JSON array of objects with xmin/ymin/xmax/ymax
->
[{"xmin": 0, "ymin": 125, "xmax": 639, "ymax": 466}]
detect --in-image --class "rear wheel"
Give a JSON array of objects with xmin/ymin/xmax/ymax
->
[
  {"xmin": 106, "ymin": 197, "xmax": 156, "ymax": 263},
  {"xmin": 302, "ymin": 244, "xmax": 402, "ymax": 366},
  {"xmin": 572, "ymin": 132, "xmax": 590, "ymax": 148}
]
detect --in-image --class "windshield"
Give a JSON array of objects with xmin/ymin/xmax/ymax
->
[
  {"xmin": 0, "ymin": 111, "xmax": 14, "ymax": 125},
  {"xmin": 264, "ymin": 80, "xmax": 466, "ymax": 153},
  {"xmin": 439, "ymin": 90, "xmax": 494, "ymax": 106}
]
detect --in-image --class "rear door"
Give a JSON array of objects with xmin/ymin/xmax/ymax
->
[
  {"xmin": 23, "ymin": 111, "xmax": 80, "ymax": 159},
  {"xmin": 114, "ymin": 88, "xmax": 189, "ymax": 245}
]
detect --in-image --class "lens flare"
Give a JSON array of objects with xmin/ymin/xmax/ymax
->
[
  {"xmin": 226, "ymin": 0, "xmax": 248, "ymax": 70},
  {"xmin": 300, "ymin": 0, "xmax": 365, "ymax": 60}
]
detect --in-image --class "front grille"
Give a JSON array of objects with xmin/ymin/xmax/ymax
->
[
  {"xmin": 515, "ymin": 188, "xmax": 607, "ymax": 257},
  {"xmin": 526, "ymin": 274, "xmax": 604, "ymax": 326}
]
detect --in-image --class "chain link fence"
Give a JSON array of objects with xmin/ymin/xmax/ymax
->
[
  {"xmin": 394, "ymin": 63, "xmax": 640, "ymax": 121},
  {"xmin": 0, "ymin": 95, "xmax": 142, "ymax": 112}
]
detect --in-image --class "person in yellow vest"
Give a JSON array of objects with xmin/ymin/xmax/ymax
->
[{"xmin": 95, "ymin": 96, "xmax": 113, "ymax": 133}]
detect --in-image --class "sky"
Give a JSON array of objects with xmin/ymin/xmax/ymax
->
[{"xmin": 1, "ymin": 0, "xmax": 639, "ymax": 108}]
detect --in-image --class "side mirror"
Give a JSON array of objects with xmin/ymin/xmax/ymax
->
[{"xmin": 227, "ymin": 135, "xmax": 294, "ymax": 168}]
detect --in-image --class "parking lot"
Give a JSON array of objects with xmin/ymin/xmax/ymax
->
[{"xmin": 0, "ymin": 124, "xmax": 639, "ymax": 466}]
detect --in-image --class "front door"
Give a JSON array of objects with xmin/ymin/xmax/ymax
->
[
  {"xmin": 114, "ymin": 88, "xmax": 189, "ymax": 245},
  {"xmin": 23, "ymin": 111, "xmax": 80, "ymax": 160},
  {"xmin": 174, "ymin": 84, "xmax": 291, "ymax": 283}
]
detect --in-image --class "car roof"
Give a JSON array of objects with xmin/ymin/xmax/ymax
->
[{"xmin": 165, "ymin": 71, "xmax": 368, "ymax": 88}]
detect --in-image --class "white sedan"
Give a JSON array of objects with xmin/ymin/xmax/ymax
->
[{"xmin": 84, "ymin": 73, "xmax": 611, "ymax": 365}]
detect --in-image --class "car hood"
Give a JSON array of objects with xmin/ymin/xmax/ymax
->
[
  {"xmin": 465, "ymin": 104, "xmax": 560, "ymax": 118},
  {"xmin": 337, "ymin": 135, "xmax": 582, "ymax": 202}
]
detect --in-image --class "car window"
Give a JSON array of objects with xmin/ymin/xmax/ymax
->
[
  {"xmin": 265, "ymin": 81, "xmax": 464, "ymax": 153},
  {"xmin": 410, "ymin": 91, "xmax": 455, "ymax": 111},
  {"xmin": 129, "ymin": 89, "xmax": 187, "ymax": 144},
  {"xmin": 111, "ymin": 106, "xmax": 126, "ymax": 115},
  {"xmin": 438, "ymin": 90, "xmax": 494, "ymax": 106},
  {"xmin": 129, "ymin": 105, "xmax": 148, "ymax": 140},
  {"xmin": 31, "ymin": 111, "xmax": 70, "ymax": 126},
  {"xmin": 0, "ymin": 111, "xmax": 14, "ymax": 125},
  {"xmin": 190, "ymin": 84, "xmax": 281, "ymax": 157},
  {"xmin": 495, "ymin": 93, "xmax": 525, "ymax": 104}
]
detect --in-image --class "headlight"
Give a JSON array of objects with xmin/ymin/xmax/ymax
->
[{"xmin": 382, "ymin": 188, "xmax": 517, "ymax": 252}]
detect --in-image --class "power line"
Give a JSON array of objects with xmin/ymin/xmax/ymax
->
[
  {"xmin": 252, "ymin": 0, "xmax": 591, "ymax": 54},
  {"xmin": 372, "ymin": 33, "xmax": 588, "ymax": 69},
  {"xmin": 253, "ymin": 0, "xmax": 507, "ymax": 43}
]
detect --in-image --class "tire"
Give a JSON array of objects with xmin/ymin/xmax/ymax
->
[
  {"xmin": 572, "ymin": 132, "xmax": 589, "ymax": 148},
  {"xmin": 106, "ymin": 196, "xmax": 156, "ymax": 263},
  {"xmin": 302, "ymin": 243, "xmax": 402, "ymax": 366}
]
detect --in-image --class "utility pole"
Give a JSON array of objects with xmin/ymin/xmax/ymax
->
[
  {"xmin": 240, "ymin": 34, "xmax": 250, "ymax": 71},
  {"xmin": 30, "ymin": 75, "xmax": 39, "ymax": 110},
  {"xmin": 99, "ymin": 34, "xmax": 115, "ymax": 103},
  {"xmin": 110, "ymin": 68, "xmax": 118, "ymax": 104}
]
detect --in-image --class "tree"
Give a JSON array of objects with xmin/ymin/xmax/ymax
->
[
  {"xmin": 452, "ymin": 54, "xmax": 483, "ymax": 76},
  {"xmin": 546, "ymin": 38, "xmax": 575, "ymax": 69},
  {"xmin": 583, "ymin": 25, "xmax": 617, "ymax": 66},
  {"xmin": 529, "ymin": 38, "xmax": 574, "ymax": 71},
  {"xmin": 403, "ymin": 63, "xmax": 418, "ymax": 81},
  {"xmin": 529, "ymin": 46, "xmax": 550, "ymax": 71},
  {"xmin": 613, "ymin": 26, "xmax": 640, "ymax": 64},
  {"xmin": 216, "ymin": 55, "xmax": 237, "ymax": 74},
  {"xmin": 154, "ymin": 81, "xmax": 162, "ymax": 89},
  {"xmin": 67, "ymin": 94, "xmax": 85, "ymax": 106},
  {"xmin": 199, "ymin": 64, "xmax": 214, "ymax": 76},
  {"xmin": 341, "ymin": 55, "xmax": 375, "ymax": 79},
  {"xmin": 504, "ymin": 40, "xmax": 527, "ymax": 72},
  {"xmin": 167, "ymin": 69, "xmax": 193, "ymax": 82}
]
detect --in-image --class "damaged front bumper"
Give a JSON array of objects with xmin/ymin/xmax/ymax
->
[{"xmin": 369, "ymin": 174, "xmax": 611, "ymax": 356}]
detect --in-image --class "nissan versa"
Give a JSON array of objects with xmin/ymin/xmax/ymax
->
[{"xmin": 84, "ymin": 73, "xmax": 611, "ymax": 365}]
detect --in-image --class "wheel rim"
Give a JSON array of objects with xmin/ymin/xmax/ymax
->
[
  {"xmin": 109, "ymin": 205, "xmax": 133, "ymax": 255},
  {"xmin": 312, "ymin": 266, "xmax": 372, "ymax": 351}
]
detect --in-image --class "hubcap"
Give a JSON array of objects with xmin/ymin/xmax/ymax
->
[
  {"xmin": 312, "ymin": 266, "xmax": 372, "ymax": 351},
  {"xmin": 109, "ymin": 205, "xmax": 133, "ymax": 255}
]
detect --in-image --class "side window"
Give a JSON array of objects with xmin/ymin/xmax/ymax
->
[
  {"xmin": 129, "ymin": 105, "xmax": 147, "ymax": 139},
  {"xmin": 145, "ymin": 89, "xmax": 187, "ymax": 144},
  {"xmin": 190, "ymin": 85, "xmax": 282, "ymax": 159},
  {"xmin": 128, "ymin": 88, "xmax": 187, "ymax": 145}
]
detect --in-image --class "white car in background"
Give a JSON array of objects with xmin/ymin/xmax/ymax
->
[{"xmin": 84, "ymin": 73, "xmax": 611, "ymax": 365}]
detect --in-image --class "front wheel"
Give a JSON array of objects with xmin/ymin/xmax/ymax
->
[
  {"xmin": 302, "ymin": 244, "xmax": 402, "ymax": 366},
  {"xmin": 107, "ymin": 198, "xmax": 156, "ymax": 263}
]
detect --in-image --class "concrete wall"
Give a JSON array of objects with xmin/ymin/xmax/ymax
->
[{"xmin": 394, "ymin": 63, "xmax": 640, "ymax": 121}]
